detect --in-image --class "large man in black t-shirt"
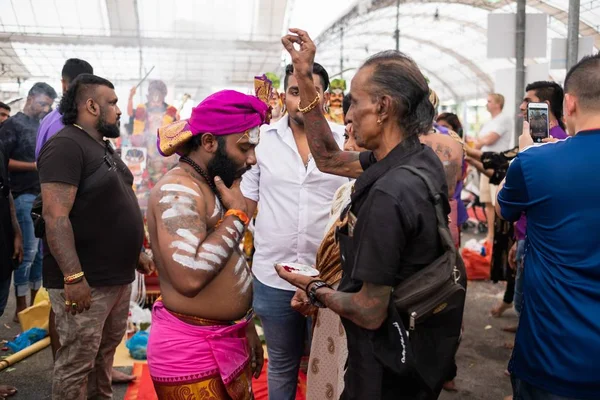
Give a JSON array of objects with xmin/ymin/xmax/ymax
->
[
  {"xmin": 0, "ymin": 82, "xmax": 56, "ymax": 319},
  {"xmin": 276, "ymin": 30, "xmax": 455, "ymax": 399},
  {"xmin": 37, "ymin": 74, "xmax": 154, "ymax": 400}
]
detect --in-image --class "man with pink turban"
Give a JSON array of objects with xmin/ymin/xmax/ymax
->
[{"xmin": 146, "ymin": 88, "xmax": 270, "ymax": 399}]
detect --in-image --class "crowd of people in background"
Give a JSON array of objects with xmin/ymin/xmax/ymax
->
[{"xmin": 0, "ymin": 27, "xmax": 598, "ymax": 400}]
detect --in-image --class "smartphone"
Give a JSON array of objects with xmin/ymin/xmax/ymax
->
[{"xmin": 527, "ymin": 102, "xmax": 549, "ymax": 143}]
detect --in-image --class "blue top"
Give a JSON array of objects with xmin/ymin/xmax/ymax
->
[
  {"xmin": 35, "ymin": 108, "xmax": 65, "ymax": 159},
  {"xmin": 498, "ymin": 130, "xmax": 600, "ymax": 399}
]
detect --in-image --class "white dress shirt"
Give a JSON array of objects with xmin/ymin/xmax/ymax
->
[{"xmin": 241, "ymin": 114, "xmax": 348, "ymax": 291}]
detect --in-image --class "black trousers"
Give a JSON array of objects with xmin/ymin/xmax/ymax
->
[{"xmin": 504, "ymin": 271, "xmax": 516, "ymax": 304}]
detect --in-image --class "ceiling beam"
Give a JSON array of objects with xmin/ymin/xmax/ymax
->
[
  {"xmin": 320, "ymin": 30, "xmax": 493, "ymax": 91},
  {"xmin": 0, "ymin": 32, "xmax": 281, "ymax": 52},
  {"xmin": 316, "ymin": 0, "xmax": 600, "ymax": 48},
  {"xmin": 105, "ymin": 0, "xmax": 139, "ymax": 36}
]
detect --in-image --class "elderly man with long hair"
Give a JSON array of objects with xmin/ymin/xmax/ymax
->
[{"xmin": 275, "ymin": 29, "xmax": 464, "ymax": 399}]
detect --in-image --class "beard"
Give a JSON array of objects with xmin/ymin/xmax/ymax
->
[
  {"xmin": 96, "ymin": 109, "xmax": 120, "ymax": 139},
  {"xmin": 289, "ymin": 111, "xmax": 304, "ymax": 127},
  {"xmin": 206, "ymin": 141, "xmax": 249, "ymax": 187}
]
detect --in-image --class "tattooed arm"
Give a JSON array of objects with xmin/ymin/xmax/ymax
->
[
  {"xmin": 421, "ymin": 132, "xmax": 464, "ymax": 197},
  {"xmin": 8, "ymin": 159, "xmax": 37, "ymax": 172},
  {"xmin": 318, "ymin": 283, "xmax": 391, "ymax": 330},
  {"xmin": 8, "ymin": 192, "xmax": 21, "ymax": 239},
  {"xmin": 282, "ymin": 29, "xmax": 363, "ymax": 179},
  {"xmin": 152, "ymin": 176, "xmax": 247, "ymax": 298},
  {"xmin": 42, "ymin": 183, "xmax": 82, "ymax": 276},
  {"xmin": 8, "ymin": 192, "xmax": 23, "ymax": 263}
]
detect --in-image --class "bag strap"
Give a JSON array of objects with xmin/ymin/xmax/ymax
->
[
  {"xmin": 396, "ymin": 165, "xmax": 455, "ymax": 253},
  {"xmin": 78, "ymin": 141, "xmax": 112, "ymax": 194}
]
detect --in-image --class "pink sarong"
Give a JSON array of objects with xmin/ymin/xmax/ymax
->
[{"xmin": 147, "ymin": 300, "xmax": 252, "ymax": 399}]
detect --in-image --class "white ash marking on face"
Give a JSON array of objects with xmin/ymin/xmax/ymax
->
[{"xmin": 161, "ymin": 183, "xmax": 200, "ymax": 197}]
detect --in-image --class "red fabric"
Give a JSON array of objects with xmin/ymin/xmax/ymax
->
[
  {"xmin": 461, "ymin": 241, "xmax": 492, "ymax": 280},
  {"xmin": 124, "ymin": 359, "xmax": 307, "ymax": 399}
]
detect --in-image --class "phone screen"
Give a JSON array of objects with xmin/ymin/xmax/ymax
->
[{"xmin": 528, "ymin": 104, "xmax": 549, "ymax": 143}]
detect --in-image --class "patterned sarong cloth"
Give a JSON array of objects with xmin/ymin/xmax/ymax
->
[{"xmin": 147, "ymin": 300, "xmax": 253, "ymax": 399}]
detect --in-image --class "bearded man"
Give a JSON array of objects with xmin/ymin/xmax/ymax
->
[
  {"xmin": 38, "ymin": 74, "xmax": 153, "ymax": 400},
  {"xmin": 146, "ymin": 89, "xmax": 268, "ymax": 399}
]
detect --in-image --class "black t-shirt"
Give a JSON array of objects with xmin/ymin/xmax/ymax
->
[
  {"xmin": 0, "ymin": 112, "xmax": 41, "ymax": 197},
  {"xmin": 37, "ymin": 126, "xmax": 144, "ymax": 288},
  {"xmin": 0, "ymin": 141, "xmax": 16, "ymax": 279},
  {"xmin": 338, "ymin": 136, "xmax": 449, "ymax": 399}
]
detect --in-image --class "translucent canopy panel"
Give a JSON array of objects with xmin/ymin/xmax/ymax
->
[
  {"xmin": 1, "ymin": 0, "xmax": 600, "ymax": 105},
  {"xmin": 0, "ymin": 0, "xmax": 288, "ymax": 102},
  {"xmin": 311, "ymin": 0, "xmax": 600, "ymax": 102}
]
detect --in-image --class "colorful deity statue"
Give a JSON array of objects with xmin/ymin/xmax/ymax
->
[
  {"xmin": 325, "ymin": 78, "xmax": 346, "ymax": 125},
  {"xmin": 265, "ymin": 72, "xmax": 284, "ymax": 123},
  {"xmin": 125, "ymin": 80, "xmax": 180, "ymax": 212}
]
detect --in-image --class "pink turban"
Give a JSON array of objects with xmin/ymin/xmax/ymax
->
[{"xmin": 157, "ymin": 90, "xmax": 270, "ymax": 157}]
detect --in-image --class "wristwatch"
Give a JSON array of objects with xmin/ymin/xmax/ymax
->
[{"xmin": 306, "ymin": 280, "xmax": 330, "ymax": 308}]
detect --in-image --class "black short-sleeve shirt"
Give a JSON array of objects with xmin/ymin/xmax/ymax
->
[
  {"xmin": 0, "ymin": 112, "xmax": 41, "ymax": 197},
  {"xmin": 341, "ymin": 141, "xmax": 448, "ymax": 293},
  {"xmin": 37, "ymin": 126, "xmax": 144, "ymax": 288}
]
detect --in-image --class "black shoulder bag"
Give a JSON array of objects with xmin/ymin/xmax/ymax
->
[{"xmin": 391, "ymin": 165, "xmax": 467, "ymax": 395}]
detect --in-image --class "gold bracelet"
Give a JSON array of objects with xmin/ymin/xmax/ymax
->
[
  {"xmin": 64, "ymin": 271, "xmax": 84, "ymax": 284},
  {"xmin": 298, "ymin": 93, "xmax": 321, "ymax": 113}
]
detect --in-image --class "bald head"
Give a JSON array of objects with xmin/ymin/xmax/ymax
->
[{"xmin": 564, "ymin": 53, "xmax": 600, "ymax": 111}]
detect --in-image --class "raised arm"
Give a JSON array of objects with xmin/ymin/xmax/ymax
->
[
  {"xmin": 152, "ymin": 176, "xmax": 248, "ymax": 298},
  {"xmin": 127, "ymin": 86, "xmax": 136, "ymax": 118},
  {"xmin": 282, "ymin": 29, "xmax": 363, "ymax": 179}
]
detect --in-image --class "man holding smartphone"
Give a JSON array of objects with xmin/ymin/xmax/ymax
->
[
  {"xmin": 509, "ymin": 82, "xmax": 568, "ymax": 319},
  {"xmin": 497, "ymin": 55, "xmax": 600, "ymax": 400}
]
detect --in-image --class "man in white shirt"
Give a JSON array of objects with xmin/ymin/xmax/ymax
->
[
  {"xmin": 241, "ymin": 63, "xmax": 347, "ymax": 399},
  {"xmin": 475, "ymin": 93, "xmax": 512, "ymax": 244}
]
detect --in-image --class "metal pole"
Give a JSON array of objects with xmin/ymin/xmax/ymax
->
[
  {"xmin": 514, "ymin": 0, "xmax": 526, "ymax": 144},
  {"xmin": 395, "ymin": 0, "xmax": 400, "ymax": 51},
  {"xmin": 567, "ymin": 0, "xmax": 581, "ymax": 70},
  {"xmin": 340, "ymin": 26, "xmax": 344, "ymax": 79}
]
